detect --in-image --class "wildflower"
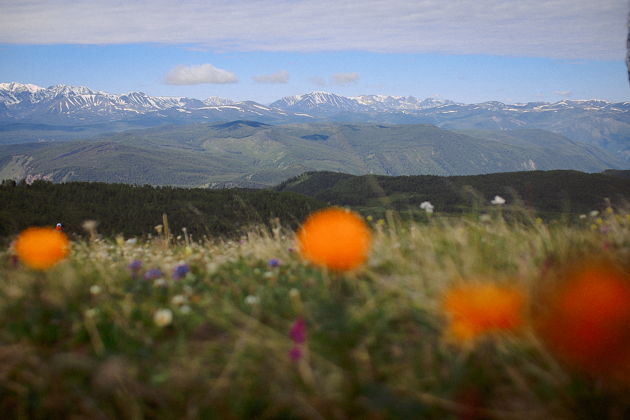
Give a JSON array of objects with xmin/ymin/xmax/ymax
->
[
  {"xmin": 172, "ymin": 263, "xmax": 189, "ymax": 280},
  {"xmin": 579, "ymin": 214, "xmax": 587, "ymax": 220},
  {"xmin": 153, "ymin": 278, "xmax": 167, "ymax": 288},
  {"xmin": 605, "ymin": 207, "xmax": 614, "ymax": 215},
  {"xmin": 128, "ymin": 259, "xmax": 142, "ymax": 272},
  {"xmin": 491, "ymin": 195, "xmax": 506, "ymax": 205},
  {"xmin": 244, "ymin": 295, "xmax": 260, "ymax": 305},
  {"xmin": 144, "ymin": 268, "xmax": 163, "ymax": 281},
  {"xmin": 268, "ymin": 258, "xmax": 281, "ymax": 268},
  {"xmin": 171, "ymin": 295, "xmax": 186, "ymax": 305},
  {"xmin": 289, "ymin": 318, "xmax": 307, "ymax": 344},
  {"xmin": 154, "ymin": 309, "xmax": 173, "ymax": 327},
  {"xmin": 366, "ymin": 215, "xmax": 373, "ymax": 221},
  {"xmin": 125, "ymin": 238, "xmax": 138, "ymax": 245},
  {"xmin": 443, "ymin": 283, "xmax": 525, "ymax": 343},
  {"xmin": 288, "ymin": 346, "xmax": 303, "ymax": 361},
  {"xmin": 179, "ymin": 305, "xmax": 191, "ymax": 315},
  {"xmin": 296, "ymin": 207, "xmax": 372, "ymax": 271},
  {"xmin": 90, "ymin": 285, "xmax": 102, "ymax": 296},
  {"xmin": 590, "ymin": 210, "xmax": 599, "ymax": 217},
  {"xmin": 420, "ymin": 201, "xmax": 434, "ymax": 214},
  {"xmin": 536, "ymin": 261, "xmax": 630, "ymax": 377},
  {"xmin": 14, "ymin": 227, "xmax": 70, "ymax": 270}
]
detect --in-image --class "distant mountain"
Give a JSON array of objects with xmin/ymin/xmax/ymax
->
[
  {"xmin": 275, "ymin": 170, "xmax": 630, "ymax": 216},
  {"xmin": 0, "ymin": 122, "xmax": 625, "ymax": 188},
  {"xmin": 0, "ymin": 82, "xmax": 309, "ymax": 127},
  {"xmin": 1, "ymin": 82, "xmax": 629, "ymax": 162}
]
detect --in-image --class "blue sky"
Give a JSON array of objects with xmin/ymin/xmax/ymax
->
[{"xmin": 0, "ymin": 0, "xmax": 628, "ymax": 104}]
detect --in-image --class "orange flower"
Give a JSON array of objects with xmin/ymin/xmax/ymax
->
[
  {"xmin": 443, "ymin": 283, "xmax": 525, "ymax": 342},
  {"xmin": 14, "ymin": 227, "xmax": 70, "ymax": 270},
  {"xmin": 536, "ymin": 262, "xmax": 630, "ymax": 376},
  {"xmin": 296, "ymin": 207, "xmax": 371, "ymax": 271}
]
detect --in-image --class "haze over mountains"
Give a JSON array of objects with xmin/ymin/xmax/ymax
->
[{"xmin": 0, "ymin": 82, "xmax": 628, "ymax": 188}]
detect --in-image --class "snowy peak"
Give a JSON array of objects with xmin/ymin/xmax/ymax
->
[
  {"xmin": 270, "ymin": 91, "xmax": 364, "ymax": 113},
  {"xmin": 0, "ymin": 82, "xmax": 45, "ymax": 94}
]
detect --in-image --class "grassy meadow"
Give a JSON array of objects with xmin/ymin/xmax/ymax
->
[{"xmin": 1, "ymin": 207, "xmax": 630, "ymax": 419}]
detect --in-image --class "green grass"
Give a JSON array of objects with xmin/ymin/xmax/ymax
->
[{"xmin": 1, "ymin": 210, "xmax": 630, "ymax": 419}]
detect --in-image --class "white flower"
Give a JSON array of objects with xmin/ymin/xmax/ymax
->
[
  {"xmin": 179, "ymin": 305, "xmax": 191, "ymax": 315},
  {"xmin": 154, "ymin": 309, "xmax": 173, "ymax": 327},
  {"xmin": 419, "ymin": 201, "xmax": 434, "ymax": 214},
  {"xmin": 589, "ymin": 210, "xmax": 599, "ymax": 217},
  {"xmin": 153, "ymin": 278, "xmax": 167, "ymax": 288},
  {"xmin": 89, "ymin": 285, "xmax": 102, "ymax": 295},
  {"xmin": 579, "ymin": 214, "xmax": 587, "ymax": 219},
  {"xmin": 491, "ymin": 195, "xmax": 506, "ymax": 205},
  {"xmin": 244, "ymin": 295, "xmax": 260, "ymax": 305},
  {"xmin": 125, "ymin": 238, "xmax": 138, "ymax": 245},
  {"xmin": 171, "ymin": 295, "xmax": 186, "ymax": 305}
]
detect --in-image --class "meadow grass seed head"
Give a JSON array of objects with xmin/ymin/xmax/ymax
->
[
  {"xmin": 15, "ymin": 227, "xmax": 70, "ymax": 270},
  {"xmin": 296, "ymin": 207, "xmax": 372, "ymax": 271}
]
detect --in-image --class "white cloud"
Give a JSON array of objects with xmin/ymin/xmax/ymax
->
[
  {"xmin": 554, "ymin": 90, "xmax": 573, "ymax": 97},
  {"xmin": 331, "ymin": 72, "xmax": 359, "ymax": 85},
  {"xmin": 165, "ymin": 64, "xmax": 237, "ymax": 85},
  {"xmin": 0, "ymin": 1, "xmax": 625, "ymax": 60},
  {"xmin": 253, "ymin": 70, "xmax": 289, "ymax": 84}
]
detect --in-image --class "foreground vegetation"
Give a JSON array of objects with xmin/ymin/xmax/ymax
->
[{"xmin": 1, "ymin": 206, "xmax": 629, "ymax": 419}]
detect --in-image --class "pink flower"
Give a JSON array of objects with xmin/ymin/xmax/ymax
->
[
  {"xmin": 288, "ymin": 346, "xmax": 303, "ymax": 361},
  {"xmin": 289, "ymin": 318, "xmax": 307, "ymax": 344}
]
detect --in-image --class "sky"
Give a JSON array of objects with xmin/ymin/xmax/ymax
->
[{"xmin": 0, "ymin": 0, "xmax": 628, "ymax": 105}]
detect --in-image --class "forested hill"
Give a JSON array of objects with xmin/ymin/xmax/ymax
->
[
  {"xmin": 275, "ymin": 170, "xmax": 630, "ymax": 216},
  {"xmin": 0, "ymin": 181, "xmax": 324, "ymax": 238}
]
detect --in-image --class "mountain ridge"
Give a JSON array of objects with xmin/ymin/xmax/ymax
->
[{"xmin": 1, "ymin": 82, "xmax": 629, "ymax": 162}]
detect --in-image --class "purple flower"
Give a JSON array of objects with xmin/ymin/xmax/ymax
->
[
  {"xmin": 268, "ymin": 258, "xmax": 280, "ymax": 268},
  {"xmin": 289, "ymin": 318, "xmax": 307, "ymax": 344},
  {"xmin": 288, "ymin": 345, "xmax": 303, "ymax": 361},
  {"xmin": 143, "ymin": 268, "xmax": 163, "ymax": 281},
  {"xmin": 128, "ymin": 260, "xmax": 142, "ymax": 272},
  {"xmin": 172, "ymin": 264, "xmax": 190, "ymax": 280}
]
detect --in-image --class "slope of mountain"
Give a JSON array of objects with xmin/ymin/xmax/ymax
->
[
  {"xmin": 1, "ymin": 82, "xmax": 628, "ymax": 162},
  {"xmin": 0, "ymin": 122, "xmax": 625, "ymax": 188},
  {"xmin": 275, "ymin": 170, "xmax": 630, "ymax": 215}
]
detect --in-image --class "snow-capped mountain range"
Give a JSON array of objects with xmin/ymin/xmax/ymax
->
[
  {"xmin": 2, "ymin": 82, "xmax": 628, "ymax": 121},
  {"xmin": 1, "ymin": 82, "xmax": 629, "ymax": 162}
]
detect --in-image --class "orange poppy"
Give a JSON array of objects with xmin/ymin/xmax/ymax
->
[
  {"xmin": 296, "ymin": 207, "xmax": 371, "ymax": 271},
  {"xmin": 14, "ymin": 227, "xmax": 70, "ymax": 270},
  {"xmin": 443, "ymin": 283, "xmax": 526, "ymax": 343},
  {"xmin": 536, "ymin": 261, "xmax": 630, "ymax": 377}
]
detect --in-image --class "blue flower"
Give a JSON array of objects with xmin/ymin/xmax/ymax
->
[
  {"xmin": 172, "ymin": 264, "xmax": 190, "ymax": 280},
  {"xmin": 268, "ymin": 258, "xmax": 281, "ymax": 268},
  {"xmin": 128, "ymin": 259, "xmax": 142, "ymax": 271},
  {"xmin": 143, "ymin": 268, "xmax": 163, "ymax": 281}
]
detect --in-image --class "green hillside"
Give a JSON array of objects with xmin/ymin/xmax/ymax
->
[
  {"xmin": 0, "ymin": 121, "xmax": 626, "ymax": 187},
  {"xmin": 275, "ymin": 170, "xmax": 630, "ymax": 217},
  {"xmin": 0, "ymin": 180, "xmax": 324, "ymax": 238}
]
